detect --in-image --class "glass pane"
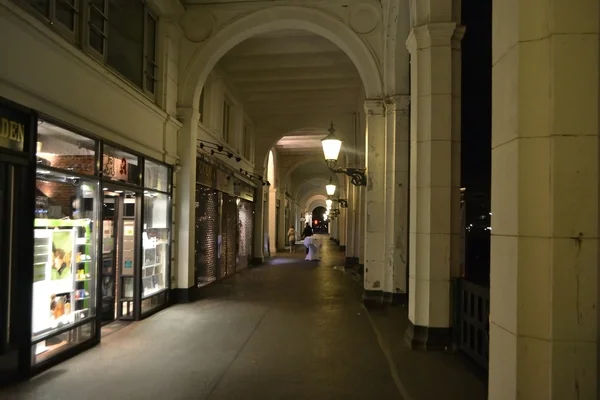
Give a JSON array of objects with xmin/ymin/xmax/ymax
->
[
  {"xmin": 26, "ymin": 0, "xmax": 50, "ymax": 18},
  {"xmin": 107, "ymin": 0, "xmax": 144, "ymax": 88},
  {"xmin": 32, "ymin": 321, "xmax": 94, "ymax": 365},
  {"xmin": 144, "ymin": 160, "xmax": 169, "ymax": 192},
  {"xmin": 89, "ymin": 0, "xmax": 106, "ymax": 54},
  {"xmin": 32, "ymin": 176, "xmax": 98, "ymax": 348},
  {"xmin": 102, "ymin": 144, "xmax": 140, "ymax": 185},
  {"xmin": 141, "ymin": 291, "xmax": 165, "ymax": 315},
  {"xmin": 55, "ymin": 0, "xmax": 77, "ymax": 31},
  {"xmin": 142, "ymin": 192, "xmax": 169, "ymax": 298},
  {"xmin": 144, "ymin": 12, "xmax": 156, "ymax": 94},
  {"xmin": 36, "ymin": 120, "xmax": 96, "ymax": 175}
]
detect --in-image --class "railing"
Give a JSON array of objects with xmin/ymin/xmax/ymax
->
[{"xmin": 454, "ymin": 278, "xmax": 490, "ymax": 371}]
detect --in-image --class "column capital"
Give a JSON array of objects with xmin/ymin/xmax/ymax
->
[
  {"xmin": 406, "ymin": 22, "xmax": 464, "ymax": 53},
  {"xmin": 364, "ymin": 99, "xmax": 386, "ymax": 116},
  {"xmin": 389, "ymin": 94, "xmax": 410, "ymax": 115}
]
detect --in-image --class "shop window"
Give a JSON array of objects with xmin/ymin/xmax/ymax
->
[
  {"xmin": 36, "ymin": 120, "xmax": 96, "ymax": 175},
  {"xmin": 142, "ymin": 192, "xmax": 170, "ymax": 300},
  {"xmin": 32, "ymin": 174, "xmax": 99, "ymax": 364},
  {"xmin": 144, "ymin": 160, "xmax": 169, "ymax": 192},
  {"xmin": 102, "ymin": 145, "xmax": 140, "ymax": 185}
]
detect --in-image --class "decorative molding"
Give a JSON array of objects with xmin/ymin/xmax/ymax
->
[
  {"xmin": 348, "ymin": 3, "xmax": 380, "ymax": 35},
  {"xmin": 181, "ymin": 9, "xmax": 217, "ymax": 42}
]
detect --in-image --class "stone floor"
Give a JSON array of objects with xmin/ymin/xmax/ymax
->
[{"xmin": 2, "ymin": 235, "xmax": 486, "ymax": 400}]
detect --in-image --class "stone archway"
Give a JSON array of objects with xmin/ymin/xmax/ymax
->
[{"xmin": 179, "ymin": 6, "xmax": 383, "ymax": 109}]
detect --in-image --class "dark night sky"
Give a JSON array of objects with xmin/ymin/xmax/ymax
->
[{"xmin": 461, "ymin": 0, "xmax": 492, "ymax": 200}]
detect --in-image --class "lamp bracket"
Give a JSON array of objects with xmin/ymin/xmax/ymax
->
[{"xmin": 325, "ymin": 160, "xmax": 367, "ymax": 187}]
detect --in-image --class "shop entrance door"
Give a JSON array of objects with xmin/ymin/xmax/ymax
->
[
  {"xmin": 101, "ymin": 188, "xmax": 139, "ymax": 324},
  {"xmin": 0, "ymin": 154, "xmax": 31, "ymax": 382}
]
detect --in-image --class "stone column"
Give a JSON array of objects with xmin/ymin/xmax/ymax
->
[
  {"xmin": 268, "ymin": 188, "xmax": 277, "ymax": 255},
  {"xmin": 252, "ymin": 183, "xmax": 265, "ymax": 264},
  {"xmin": 405, "ymin": 23, "xmax": 463, "ymax": 348},
  {"xmin": 345, "ymin": 183, "xmax": 356, "ymax": 264},
  {"xmin": 357, "ymin": 185, "xmax": 365, "ymax": 268},
  {"xmin": 363, "ymin": 100, "xmax": 388, "ymax": 304},
  {"xmin": 175, "ymin": 107, "xmax": 198, "ymax": 301},
  {"xmin": 489, "ymin": 1, "xmax": 598, "ymax": 398},
  {"xmin": 383, "ymin": 98, "xmax": 397, "ymax": 298},
  {"xmin": 394, "ymin": 94, "xmax": 410, "ymax": 296},
  {"xmin": 277, "ymin": 191, "xmax": 286, "ymax": 251}
]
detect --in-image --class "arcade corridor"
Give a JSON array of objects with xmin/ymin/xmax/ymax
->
[{"xmin": 1, "ymin": 237, "xmax": 484, "ymax": 400}]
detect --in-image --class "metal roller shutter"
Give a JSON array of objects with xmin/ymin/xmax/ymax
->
[
  {"xmin": 224, "ymin": 194, "xmax": 237, "ymax": 277},
  {"xmin": 236, "ymin": 200, "xmax": 253, "ymax": 271},
  {"xmin": 195, "ymin": 186, "xmax": 218, "ymax": 287}
]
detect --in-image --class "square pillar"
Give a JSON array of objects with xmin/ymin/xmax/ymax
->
[
  {"xmin": 489, "ymin": 0, "xmax": 598, "ymax": 398},
  {"xmin": 268, "ymin": 188, "xmax": 277, "ymax": 254},
  {"xmin": 394, "ymin": 94, "xmax": 410, "ymax": 296},
  {"xmin": 277, "ymin": 191, "xmax": 286, "ymax": 251},
  {"xmin": 345, "ymin": 183, "xmax": 356, "ymax": 263},
  {"xmin": 363, "ymin": 99, "xmax": 389, "ymax": 305},
  {"xmin": 357, "ymin": 183, "xmax": 365, "ymax": 268},
  {"xmin": 175, "ymin": 107, "xmax": 199, "ymax": 301},
  {"xmin": 251, "ymin": 182, "xmax": 265, "ymax": 264},
  {"xmin": 405, "ymin": 23, "xmax": 464, "ymax": 348}
]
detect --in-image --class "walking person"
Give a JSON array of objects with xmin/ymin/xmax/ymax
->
[
  {"xmin": 302, "ymin": 222, "xmax": 313, "ymax": 255},
  {"xmin": 287, "ymin": 225, "xmax": 296, "ymax": 253}
]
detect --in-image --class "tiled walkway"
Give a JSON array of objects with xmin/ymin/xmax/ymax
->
[{"xmin": 2, "ymin": 235, "xmax": 486, "ymax": 400}]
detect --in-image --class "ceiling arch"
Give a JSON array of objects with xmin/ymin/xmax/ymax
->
[{"xmin": 179, "ymin": 6, "xmax": 383, "ymax": 109}]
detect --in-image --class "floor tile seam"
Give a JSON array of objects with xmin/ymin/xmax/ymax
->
[
  {"xmin": 363, "ymin": 304, "xmax": 413, "ymax": 400},
  {"xmin": 205, "ymin": 307, "xmax": 271, "ymax": 398}
]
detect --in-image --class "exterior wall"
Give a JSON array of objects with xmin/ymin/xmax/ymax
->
[
  {"xmin": 197, "ymin": 68, "xmax": 256, "ymax": 173},
  {"xmin": 0, "ymin": 0, "xmax": 182, "ymax": 285}
]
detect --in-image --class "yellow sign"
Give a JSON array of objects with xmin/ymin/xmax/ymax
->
[{"xmin": 0, "ymin": 117, "xmax": 25, "ymax": 144}]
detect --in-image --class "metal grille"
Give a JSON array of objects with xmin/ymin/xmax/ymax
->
[
  {"xmin": 224, "ymin": 194, "xmax": 237, "ymax": 277},
  {"xmin": 195, "ymin": 186, "xmax": 218, "ymax": 287},
  {"xmin": 454, "ymin": 278, "xmax": 490, "ymax": 370},
  {"xmin": 236, "ymin": 200, "xmax": 253, "ymax": 270}
]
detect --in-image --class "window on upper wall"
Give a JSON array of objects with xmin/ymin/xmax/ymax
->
[
  {"xmin": 19, "ymin": 0, "xmax": 158, "ymax": 99},
  {"xmin": 243, "ymin": 125, "xmax": 251, "ymax": 160},
  {"xmin": 222, "ymin": 101, "xmax": 231, "ymax": 143},
  {"xmin": 199, "ymin": 88, "xmax": 205, "ymax": 123},
  {"xmin": 23, "ymin": 0, "xmax": 80, "ymax": 39}
]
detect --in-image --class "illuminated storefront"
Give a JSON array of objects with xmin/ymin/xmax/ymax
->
[{"xmin": 0, "ymin": 97, "xmax": 173, "ymax": 381}]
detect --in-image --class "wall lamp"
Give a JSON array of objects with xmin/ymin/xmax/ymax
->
[
  {"xmin": 325, "ymin": 177, "xmax": 348, "ymax": 208},
  {"xmin": 321, "ymin": 122, "xmax": 367, "ymax": 187},
  {"xmin": 199, "ymin": 141, "xmax": 242, "ymax": 162}
]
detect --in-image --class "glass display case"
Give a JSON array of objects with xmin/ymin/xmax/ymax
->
[
  {"xmin": 31, "ymin": 217, "xmax": 96, "ymax": 364},
  {"xmin": 141, "ymin": 191, "xmax": 170, "ymax": 314},
  {"xmin": 31, "ymin": 172, "xmax": 98, "ymax": 365}
]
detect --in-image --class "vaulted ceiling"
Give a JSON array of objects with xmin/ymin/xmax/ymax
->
[{"xmin": 218, "ymin": 30, "xmax": 364, "ymax": 119}]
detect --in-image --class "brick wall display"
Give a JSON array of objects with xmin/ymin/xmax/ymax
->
[
  {"xmin": 195, "ymin": 186, "xmax": 218, "ymax": 287},
  {"xmin": 36, "ymin": 155, "xmax": 95, "ymax": 217}
]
